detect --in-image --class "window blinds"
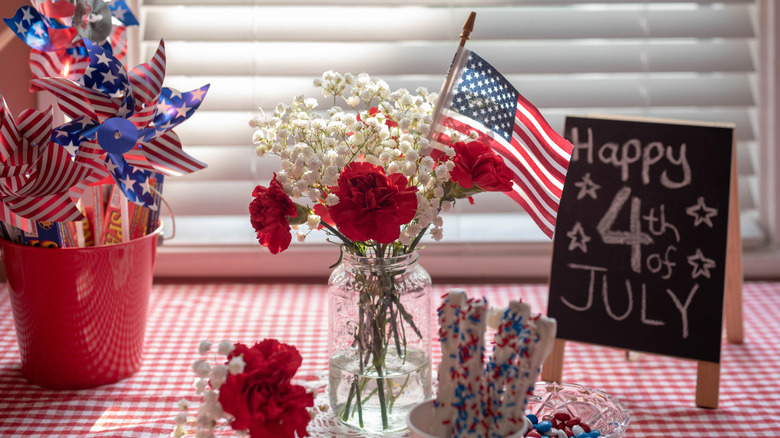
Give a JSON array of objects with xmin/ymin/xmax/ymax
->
[{"xmin": 136, "ymin": 0, "xmax": 762, "ymax": 275}]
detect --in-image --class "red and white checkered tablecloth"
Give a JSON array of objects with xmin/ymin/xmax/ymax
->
[{"xmin": 0, "ymin": 282, "xmax": 778, "ymax": 437}]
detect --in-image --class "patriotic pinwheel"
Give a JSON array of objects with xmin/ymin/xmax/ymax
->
[
  {"xmin": 3, "ymin": 1, "xmax": 137, "ymax": 89},
  {"xmin": 0, "ymin": 94, "xmax": 99, "ymax": 231},
  {"xmin": 31, "ymin": 39, "xmax": 209, "ymax": 208}
]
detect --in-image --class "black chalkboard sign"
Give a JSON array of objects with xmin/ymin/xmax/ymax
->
[{"xmin": 547, "ymin": 115, "xmax": 736, "ymax": 364}]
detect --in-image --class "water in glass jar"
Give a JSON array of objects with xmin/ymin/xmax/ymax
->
[{"xmin": 329, "ymin": 347, "xmax": 431, "ymax": 433}]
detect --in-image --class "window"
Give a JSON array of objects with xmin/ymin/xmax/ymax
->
[{"xmin": 134, "ymin": 0, "xmax": 776, "ymax": 279}]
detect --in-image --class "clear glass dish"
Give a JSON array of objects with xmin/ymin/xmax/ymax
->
[{"xmin": 526, "ymin": 382, "xmax": 630, "ymax": 438}]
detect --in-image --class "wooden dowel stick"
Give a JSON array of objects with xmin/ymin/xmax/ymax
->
[{"xmin": 459, "ymin": 12, "xmax": 476, "ymax": 47}]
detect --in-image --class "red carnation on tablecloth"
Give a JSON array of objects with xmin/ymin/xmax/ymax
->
[
  {"xmin": 176, "ymin": 338, "xmax": 314, "ymax": 438},
  {"xmin": 450, "ymin": 141, "xmax": 514, "ymax": 192},
  {"xmin": 250, "ymin": 175, "xmax": 299, "ymax": 254},
  {"xmin": 219, "ymin": 340, "xmax": 313, "ymax": 438},
  {"xmin": 328, "ymin": 162, "xmax": 418, "ymax": 244}
]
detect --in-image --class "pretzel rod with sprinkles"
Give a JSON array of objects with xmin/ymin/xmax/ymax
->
[
  {"xmin": 508, "ymin": 314, "xmax": 557, "ymax": 427},
  {"xmin": 432, "ymin": 289, "xmax": 468, "ymax": 437},
  {"xmin": 453, "ymin": 298, "xmax": 488, "ymax": 438},
  {"xmin": 488, "ymin": 301, "xmax": 531, "ymax": 438}
]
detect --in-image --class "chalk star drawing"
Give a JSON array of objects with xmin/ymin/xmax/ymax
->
[
  {"xmin": 687, "ymin": 248, "xmax": 716, "ymax": 279},
  {"xmin": 685, "ymin": 196, "xmax": 718, "ymax": 228},
  {"xmin": 574, "ymin": 172, "xmax": 601, "ymax": 200},
  {"xmin": 567, "ymin": 222, "xmax": 591, "ymax": 253}
]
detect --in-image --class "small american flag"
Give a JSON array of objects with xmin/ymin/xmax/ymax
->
[{"xmin": 432, "ymin": 49, "xmax": 573, "ymax": 239}]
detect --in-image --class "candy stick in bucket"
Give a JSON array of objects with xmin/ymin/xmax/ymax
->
[{"xmin": 120, "ymin": 195, "xmax": 129, "ymax": 242}]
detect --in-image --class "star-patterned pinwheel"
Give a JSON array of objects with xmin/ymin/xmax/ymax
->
[
  {"xmin": 0, "ymin": 94, "xmax": 99, "ymax": 231},
  {"xmin": 31, "ymin": 39, "xmax": 208, "ymax": 208},
  {"xmin": 3, "ymin": 5, "xmax": 78, "ymax": 52},
  {"xmin": 4, "ymin": 2, "xmax": 137, "ymax": 89}
]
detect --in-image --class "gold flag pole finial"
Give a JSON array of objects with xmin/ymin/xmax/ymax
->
[{"xmin": 459, "ymin": 12, "xmax": 476, "ymax": 47}]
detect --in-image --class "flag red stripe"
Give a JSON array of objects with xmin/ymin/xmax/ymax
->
[
  {"xmin": 516, "ymin": 92, "xmax": 573, "ymax": 162},
  {"xmin": 440, "ymin": 113, "xmax": 560, "ymax": 218},
  {"xmin": 512, "ymin": 108, "xmax": 568, "ymax": 182}
]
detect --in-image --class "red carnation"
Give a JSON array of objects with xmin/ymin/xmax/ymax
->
[
  {"xmin": 450, "ymin": 141, "xmax": 514, "ymax": 192},
  {"xmin": 249, "ymin": 175, "xmax": 297, "ymax": 254},
  {"xmin": 219, "ymin": 340, "xmax": 313, "ymax": 438},
  {"xmin": 329, "ymin": 162, "xmax": 417, "ymax": 244}
]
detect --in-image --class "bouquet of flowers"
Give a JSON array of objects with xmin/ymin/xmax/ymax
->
[
  {"xmin": 249, "ymin": 70, "xmax": 514, "ymax": 257},
  {"xmin": 174, "ymin": 339, "xmax": 315, "ymax": 438},
  {"xmin": 248, "ymin": 71, "xmax": 516, "ymax": 432}
]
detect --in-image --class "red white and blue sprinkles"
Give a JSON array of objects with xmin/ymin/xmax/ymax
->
[{"xmin": 432, "ymin": 290, "xmax": 558, "ymax": 438}]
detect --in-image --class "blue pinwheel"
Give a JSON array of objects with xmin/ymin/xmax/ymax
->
[{"xmin": 31, "ymin": 39, "xmax": 208, "ymax": 208}]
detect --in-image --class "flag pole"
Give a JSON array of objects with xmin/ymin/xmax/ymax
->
[
  {"xmin": 428, "ymin": 12, "xmax": 476, "ymax": 144},
  {"xmin": 459, "ymin": 11, "xmax": 476, "ymax": 47}
]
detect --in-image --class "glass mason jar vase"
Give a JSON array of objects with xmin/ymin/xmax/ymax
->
[{"xmin": 328, "ymin": 251, "xmax": 432, "ymax": 433}]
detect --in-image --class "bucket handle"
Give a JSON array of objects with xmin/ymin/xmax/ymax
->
[{"xmin": 151, "ymin": 186, "xmax": 175, "ymax": 243}]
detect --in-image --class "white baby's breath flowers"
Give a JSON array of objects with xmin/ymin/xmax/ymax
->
[
  {"xmin": 209, "ymin": 364, "xmax": 229, "ymax": 390},
  {"xmin": 192, "ymin": 360, "xmax": 211, "ymax": 378},
  {"xmin": 217, "ymin": 340, "xmax": 235, "ymax": 355},
  {"xmin": 178, "ymin": 399, "xmax": 190, "ymax": 410},
  {"xmin": 430, "ymin": 226, "xmax": 444, "ymax": 241},
  {"xmin": 307, "ymin": 214, "xmax": 321, "ymax": 230},
  {"xmin": 325, "ymin": 193, "xmax": 339, "ymax": 206},
  {"xmin": 227, "ymin": 356, "xmax": 246, "ymax": 375},
  {"xmin": 198, "ymin": 339, "xmax": 212, "ymax": 355},
  {"xmin": 193, "ymin": 378, "xmax": 208, "ymax": 394}
]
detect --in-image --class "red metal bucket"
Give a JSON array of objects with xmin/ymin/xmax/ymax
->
[{"xmin": 0, "ymin": 225, "xmax": 161, "ymax": 389}]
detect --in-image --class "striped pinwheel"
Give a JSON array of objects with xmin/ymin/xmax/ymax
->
[
  {"xmin": 0, "ymin": 93, "xmax": 99, "ymax": 231},
  {"xmin": 3, "ymin": 1, "xmax": 137, "ymax": 89},
  {"xmin": 31, "ymin": 39, "xmax": 208, "ymax": 208}
]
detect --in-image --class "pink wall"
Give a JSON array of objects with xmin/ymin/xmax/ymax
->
[{"xmin": 0, "ymin": 0, "xmax": 36, "ymax": 115}]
